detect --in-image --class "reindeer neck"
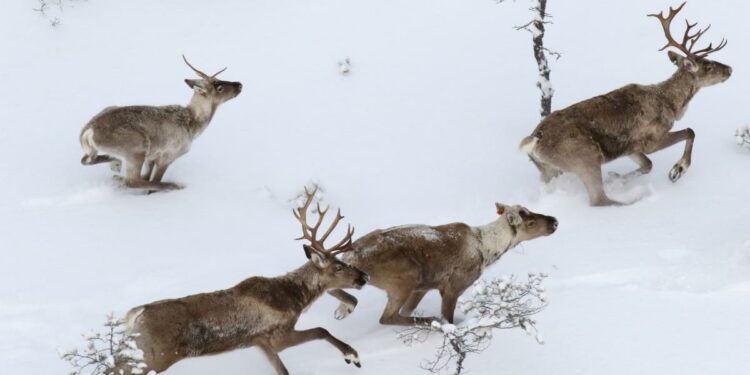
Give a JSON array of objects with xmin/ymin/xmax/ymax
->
[
  {"xmin": 475, "ymin": 218, "xmax": 517, "ymax": 267},
  {"xmin": 274, "ymin": 262, "xmax": 326, "ymax": 312},
  {"xmin": 657, "ymin": 69, "xmax": 699, "ymax": 121},
  {"xmin": 186, "ymin": 94, "xmax": 218, "ymax": 138}
]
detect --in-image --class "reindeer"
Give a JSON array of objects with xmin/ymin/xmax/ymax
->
[
  {"xmin": 328, "ymin": 203, "xmax": 557, "ymax": 326},
  {"xmin": 116, "ymin": 188, "xmax": 368, "ymax": 375},
  {"xmin": 519, "ymin": 2, "xmax": 731, "ymax": 206},
  {"xmin": 79, "ymin": 56, "xmax": 242, "ymax": 191}
]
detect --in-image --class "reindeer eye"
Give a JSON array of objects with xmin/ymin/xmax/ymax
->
[
  {"xmin": 333, "ymin": 265, "xmax": 343, "ymax": 272},
  {"xmin": 216, "ymin": 85, "xmax": 224, "ymax": 93},
  {"xmin": 527, "ymin": 220, "xmax": 536, "ymax": 227}
]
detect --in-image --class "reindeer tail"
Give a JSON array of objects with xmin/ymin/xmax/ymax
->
[
  {"xmin": 519, "ymin": 135, "xmax": 539, "ymax": 155},
  {"xmin": 80, "ymin": 127, "xmax": 97, "ymax": 162}
]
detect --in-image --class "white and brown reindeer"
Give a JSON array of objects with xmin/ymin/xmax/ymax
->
[
  {"xmin": 79, "ymin": 56, "xmax": 242, "ymax": 191},
  {"xmin": 115, "ymin": 188, "xmax": 368, "ymax": 375},
  {"xmin": 329, "ymin": 203, "xmax": 557, "ymax": 326},
  {"xmin": 519, "ymin": 2, "xmax": 732, "ymax": 206}
]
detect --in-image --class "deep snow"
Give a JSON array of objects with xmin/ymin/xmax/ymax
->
[{"xmin": 1, "ymin": 0, "xmax": 749, "ymax": 374}]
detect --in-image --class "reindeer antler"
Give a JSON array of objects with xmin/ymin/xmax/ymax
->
[
  {"xmin": 648, "ymin": 2, "xmax": 727, "ymax": 59},
  {"xmin": 293, "ymin": 186, "xmax": 355, "ymax": 257},
  {"xmin": 182, "ymin": 55, "xmax": 228, "ymax": 81}
]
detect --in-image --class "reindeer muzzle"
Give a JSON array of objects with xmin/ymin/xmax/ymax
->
[
  {"xmin": 548, "ymin": 217, "xmax": 559, "ymax": 234},
  {"xmin": 355, "ymin": 272, "xmax": 369, "ymax": 288}
]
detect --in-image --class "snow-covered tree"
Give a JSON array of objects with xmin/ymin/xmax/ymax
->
[
  {"xmin": 399, "ymin": 273, "xmax": 548, "ymax": 375},
  {"xmin": 497, "ymin": 0, "xmax": 560, "ymax": 118},
  {"xmin": 59, "ymin": 314, "xmax": 148, "ymax": 375}
]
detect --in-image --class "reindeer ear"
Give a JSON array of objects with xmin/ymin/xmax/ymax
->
[
  {"xmin": 304, "ymin": 245, "xmax": 329, "ymax": 268},
  {"xmin": 496, "ymin": 203, "xmax": 522, "ymax": 226},
  {"xmin": 495, "ymin": 203, "xmax": 508, "ymax": 216},
  {"xmin": 668, "ymin": 52, "xmax": 698, "ymax": 73},
  {"xmin": 185, "ymin": 79, "xmax": 208, "ymax": 95},
  {"xmin": 668, "ymin": 51, "xmax": 682, "ymax": 65}
]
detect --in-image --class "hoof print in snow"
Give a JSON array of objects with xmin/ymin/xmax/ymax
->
[{"xmin": 338, "ymin": 57, "xmax": 352, "ymax": 75}]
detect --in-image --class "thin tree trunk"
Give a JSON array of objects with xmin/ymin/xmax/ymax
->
[{"xmin": 531, "ymin": 0, "xmax": 553, "ymax": 118}]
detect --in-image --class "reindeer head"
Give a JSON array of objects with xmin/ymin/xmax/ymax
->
[
  {"xmin": 294, "ymin": 187, "xmax": 368, "ymax": 290},
  {"xmin": 650, "ymin": 2, "xmax": 732, "ymax": 87},
  {"xmin": 495, "ymin": 203, "xmax": 557, "ymax": 242},
  {"xmin": 182, "ymin": 55, "xmax": 243, "ymax": 106}
]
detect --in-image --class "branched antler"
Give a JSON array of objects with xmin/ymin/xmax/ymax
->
[
  {"xmin": 648, "ymin": 2, "xmax": 727, "ymax": 59},
  {"xmin": 293, "ymin": 186, "xmax": 355, "ymax": 256},
  {"xmin": 182, "ymin": 55, "xmax": 228, "ymax": 81}
]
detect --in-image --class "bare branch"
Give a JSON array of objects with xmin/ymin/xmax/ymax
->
[{"xmin": 399, "ymin": 274, "xmax": 548, "ymax": 374}]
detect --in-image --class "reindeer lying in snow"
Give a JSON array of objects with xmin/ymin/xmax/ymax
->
[
  {"xmin": 519, "ymin": 2, "xmax": 731, "ymax": 206},
  {"xmin": 328, "ymin": 203, "xmax": 557, "ymax": 326},
  {"xmin": 80, "ymin": 56, "xmax": 242, "ymax": 192},
  {"xmin": 115, "ymin": 188, "xmax": 367, "ymax": 375}
]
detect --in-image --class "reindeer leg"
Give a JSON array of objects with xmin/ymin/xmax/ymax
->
[
  {"xmin": 144, "ymin": 161, "xmax": 182, "ymax": 194},
  {"xmin": 531, "ymin": 157, "xmax": 562, "ymax": 183},
  {"xmin": 81, "ymin": 154, "xmax": 113, "ymax": 165},
  {"xmin": 645, "ymin": 128, "xmax": 695, "ymax": 182},
  {"xmin": 439, "ymin": 288, "xmax": 466, "ymax": 324},
  {"xmin": 142, "ymin": 161, "xmax": 156, "ymax": 181},
  {"xmin": 400, "ymin": 290, "xmax": 428, "ymax": 316},
  {"xmin": 327, "ymin": 289, "xmax": 358, "ymax": 320},
  {"xmin": 81, "ymin": 154, "xmax": 122, "ymax": 172},
  {"xmin": 271, "ymin": 328, "xmax": 361, "ymax": 368},
  {"xmin": 150, "ymin": 161, "xmax": 173, "ymax": 183},
  {"xmin": 256, "ymin": 342, "xmax": 289, "ymax": 375},
  {"xmin": 120, "ymin": 154, "xmax": 183, "ymax": 192},
  {"xmin": 609, "ymin": 153, "xmax": 653, "ymax": 180},
  {"xmin": 380, "ymin": 291, "xmax": 437, "ymax": 326},
  {"xmin": 576, "ymin": 164, "xmax": 624, "ymax": 206}
]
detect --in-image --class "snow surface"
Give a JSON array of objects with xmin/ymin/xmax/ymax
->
[{"xmin": 1, "ymin": 0, "xmax": 749, "ymax": 374}]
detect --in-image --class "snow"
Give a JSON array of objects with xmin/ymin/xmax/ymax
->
[{"xmin": 2, "ymin": 0, "xmax": 749, "ymax": 374}]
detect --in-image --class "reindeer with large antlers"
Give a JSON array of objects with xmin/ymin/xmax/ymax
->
[
  {"xmin": 519, "ymin": 2, "xmax": 731, "ymax": 206},
  {"xmin": 114, "ymin": 187, "xmax": 367, "ymax": 374},
  {"xmin": 79, "ymin": 55, "xmax": 242, "ymax": 191}
]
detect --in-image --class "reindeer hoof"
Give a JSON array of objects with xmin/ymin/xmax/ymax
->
[
  {"xmin": 334, "ymin": 303, "xmax": 354, "ymax": 320},
  {"xmin": 163, "ymin": 182, "xmax": 185, "ymax": 190},
  {"xmin": 668, "ymin": 162, "xmax": 688, "ymax": 182},
  {"xmin": 344, "ymin": 352, "xmax": 361, "ymax": 368},
  {"xmin": 109, "ymin": 160, "xmax": 122, "ymax": 172}
]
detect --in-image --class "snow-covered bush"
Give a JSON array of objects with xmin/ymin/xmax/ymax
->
[
  {"xmin": 59, "ymin": 314, "xmax": 148, "ymax": 375},
  {"xmin": 399, "ymin": 274, "xmax": 547, "ymax": 375},
  {"xmin": 736, "ymin": 126, "xmax": 750, "ymax": 150},
  {"xmin": 33, "ymin": 0, "xmax": 88, "ymax": 27}
]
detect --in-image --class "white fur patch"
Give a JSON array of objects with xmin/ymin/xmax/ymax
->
[
  {"xmin": 125, "ymin": 307, "xmax": 145, "ymax": 331},
  {"xmin": 519, "ymin": 136, "xmax": 538, "ymax": 155},
  {"xmin": 80, "ymin": 128, "xmax": 97, "ymax": 155},
  {"xmin": 475, "ymin": 219, "xmax": 515, "ymax": 268},
  {"xmin": 344, "ymin": 353, "xmax": 360, "ymax": 365}
]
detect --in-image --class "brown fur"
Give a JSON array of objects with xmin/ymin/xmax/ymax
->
[
  {"xmin": 330, "ymin": 203, "xmax": 557, "ymax": 325},
  {"xmin": 79, "ymin": 59, "xmax": 242, "ymax": 192},
  {"xmin": 116, "ymin": 247, "xmax": 367, "ymax": 375},
  {"xmin": 521, "ymin": 51, "xmax": 731, "ymax": 206}
]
